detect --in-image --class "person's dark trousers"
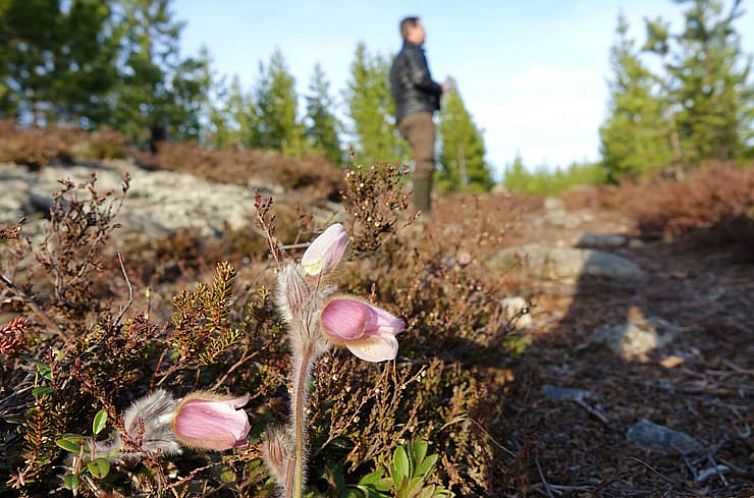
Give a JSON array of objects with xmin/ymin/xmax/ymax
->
[{"xmin": 397, "ymin": 111, "xmax": 435, "ymax": 214}]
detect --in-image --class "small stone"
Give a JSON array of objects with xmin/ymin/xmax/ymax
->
[
  {"xmin": 577, "ymin": 233, "xmax": 628, "ymax": 249},
  {"xmin": 542, "ymin": 384, "xmax": 588, "ymax": 403},
  {"xmin": 626, "ymin": 419, "xmax": 704, "ymax": 455},
  {"xmin": 589, "ymin": 315, "xmax": 679, "ymax": 361},
  {"xmin": 501, "ymin": 296, "xmax": 532, "ymax": 330}
]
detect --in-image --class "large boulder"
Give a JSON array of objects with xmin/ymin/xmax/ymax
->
[
  {"xmin": 3, "ymin": 161, "xmax": 272, "ymax": 239},
  {"xmin": 489, "ymin": 243, "xmax": 645, "ymax": 281}
]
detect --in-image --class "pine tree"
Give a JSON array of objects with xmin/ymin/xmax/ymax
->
[
  {"xmin": 305, "ymin": 63, "xmax": 342, "ymax": 164},
  {"xmin": 0, "ymin": 0, "xmax": 120, "ymax": 125},
  {"xmin": 503, "ymin": 153, "xmax": 529, "ymax": 193},
  {"xmin": 599, "ymin": 14, "xmax": 674, "ymax": 181},
  {"xmin": 108, "ymin": 0, "xmax": 211, "ymax": 143},
  {"xmin": 208, "ymin": 75, "xmax": 252, "ymax": 147},
  {"xmin": 438, "ymin": 88, "xmax": 493, "ymax": 192},
  {"xmin": 344, "ymin": 42, "xmax": 405, "ymax": 164},
  {"xmin": 660, "ymin": 0, "xmax": 754, "ymax": 164},
  {"xmin": 250, "ymin": 49, "xmax": 304, "ymax": 155}
]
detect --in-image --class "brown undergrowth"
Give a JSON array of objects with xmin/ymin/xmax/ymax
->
[{"xmin": 0, "ymin": 157, "xmax": 526, "ymax": 497}]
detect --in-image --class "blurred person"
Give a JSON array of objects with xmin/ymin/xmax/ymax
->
[{"xmin": 390, "ymin": 16, "xmax": 445, "ymax": 215}]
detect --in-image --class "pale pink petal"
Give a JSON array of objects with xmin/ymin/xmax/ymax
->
[
  {"xmin": 173, "ymin": 397, "xmax": 251, "ymax": 451},
  {"xmin": 373, "ymin": 307, "xmax": 405, "ymax": 336},
  {"xmin": 344, "ymin": 333, "xmax": 399, "ymax": 362},
  {"xmin": 301, "ymin": 224, "xmax": 349, "ymax": 276},
  {"xmin": 320, "ymin": 298, "xmax": 373, "ymax": 340}
]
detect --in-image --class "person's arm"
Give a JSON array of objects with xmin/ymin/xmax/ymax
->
[{"xmin": 405, "ymin": 48, "xmax": 442, "ymax": 97}]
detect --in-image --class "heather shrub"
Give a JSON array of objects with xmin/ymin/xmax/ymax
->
[
  {"xmin": 0, "ymin": 162, "xmax": 526, "ymax": 496},
  {"xmin": 629, "ymin": 163, "xmax": 754, "ymax": 243},
  {"xmin": 0, "ymin": 120, "xmax": 129, "ymax": 166}
]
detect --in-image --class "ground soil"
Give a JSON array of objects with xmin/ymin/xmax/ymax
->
[{"xmin": 483, "ymin": 200, "xmax": 754, "ymax": 497}]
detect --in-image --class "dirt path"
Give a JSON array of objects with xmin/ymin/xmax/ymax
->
[{"xmin": 497, "ymin": 199, "xmax": 754, "ymax": 497}]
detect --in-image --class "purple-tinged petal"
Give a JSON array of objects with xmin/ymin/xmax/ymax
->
[
  {"xmin": 373, "ymin": 307, "xmax": 405, "ymax": 336},
  {"xmin": 173, "ymin": 394, "xmax": 251, "ymax": 451},
  {"xmin": 301, "ymin": 224, "xmax": 349, "ymax": 277},
  {"xmin": 320, "ymin": 298, "xmax": 373, "ymax": 340}
]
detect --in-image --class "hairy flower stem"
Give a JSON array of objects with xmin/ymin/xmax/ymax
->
[{"xmin": 291, "ymin": 342, "xmax": 315, "ymax": 498}]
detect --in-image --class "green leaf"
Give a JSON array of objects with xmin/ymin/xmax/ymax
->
[
  {"xmin": 219, "ymin": 468, "xmax": 236, "ymax": 483},
  {"xmin": 56, "ymin": 437, "xmax": 83, "ymax": 454},
  {"xmin": 392, "ymin": 445, "xmax": 410, "ymax": 487},
  {"xmin": 32, "ymin": 386, "xmax": 54, "ymax": 396},
  {"xmin": 411, "ymin": 440, "xmax": 428, "ymax": 469},
  {"xmin": 92, "ymin": 409, "xmax": 108, "ymax": 435},
  {"xmin": 414, "ymin": 454, "xmax": 438, "ymax": 479},
  {"xmin": 418, "ymin": 485, "xmax": 436, "ymax": 498},
  {"xmin": 62, "ymin": 474, "xmax": 80, "ymax": 490},
  {"xmin": 405, "ymin": 477, "xmax": 425, "ymax": 496},
  {"xmin": 87, "ymin": 457, "xmax": 110, "ymax": 479},
  {"xmin": 358, "ymin": 469, "xmax": 385, "ymax": 486}
]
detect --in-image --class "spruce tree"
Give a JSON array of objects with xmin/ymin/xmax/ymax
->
[
  {"xmin": 344, "ymin": 42, "xmax": 405, "ymax": 164},
  {"xmin": 599, "ymin": 14, "xmax": 674, "ymax": 181},
  {"xmin": 438, "ymin": 87, "xmax": 493, "ymax": 192},
  {"xmin": 503, "ymin": 153, "xmax": 529, "ymax": 193},
  {"xmin": 660, "ymin": 0, "xmax": 754, "ymax": 163},
  {"xmin": 305, "ymin": 63, "xmax": 342, "ymax": 164},
  {"xmin": 109, "ymin": 0, "xmax": 211, "ymax": 143},
  {"xmin": 208, "ymin": 75, "xmax": 253, "ymax": 147},
  {"xmin": 0, "ymin": 0, "xmax": 120, "ymax": 125},
  {"xmin": 250, "ymin": 49, "xmax": 304, "ymax": 155}
]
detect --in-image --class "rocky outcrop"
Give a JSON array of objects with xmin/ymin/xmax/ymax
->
[
  {"xmin": 489, "ymin": 243, "xmax": 645, "ymax": 281},
  {"xmin": 1, "ymin": 160, "xmax": 293, "ymax": 238}
]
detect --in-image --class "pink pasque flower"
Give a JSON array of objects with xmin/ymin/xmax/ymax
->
[
  {"xmin": 320, "ymin": 297, "xmax": 405, "ymax": 362},
  {"xmin": 172, "ymin": 393, "xmax": 251, "ymax": 451},
  {"xmin": 301, "ymin": 224, "xmax": 349, "ymax": 277}
]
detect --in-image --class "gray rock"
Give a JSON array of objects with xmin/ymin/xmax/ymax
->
[
  {"xmin": 626, "ymin": 419, "xmax": 704, "ymax": 455},
  {"xmin": 489, "ymin": 243, "xmax": 645, "ymax": 281},
  {"xmin": 2, "ymin": 160, "xmax": 268, "ymax": 239},
  {"xmin": 577, "ymin": 233, "xmax": 628, "ymax": 249},
  {"xmin": 589, "ymin": 316, "xmax": 679, "ymax": 360},
  {"xmin": 501, "ymin": 296, "xmax": 533, "ymax": 330},
  {"xmin": 542, "ymin": 384, "xmax": 589, "ymax": 402},
  {"xmin": 543, "ymin": 197, "xmax": 566, "ymax": 212}
]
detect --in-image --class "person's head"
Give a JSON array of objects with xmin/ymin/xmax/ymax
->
[{"xmin": 400, "ymin": 16, "xmax": 426, "ymax": 45}]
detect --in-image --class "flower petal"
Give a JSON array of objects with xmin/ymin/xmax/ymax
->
[
  {"xmin": 373, "ymin": 307, "xmax": 405, "ymax": 336},
  {"xmin": 301, "ymin": 224, "xmax": 348, "ymax": 276},
  {"xmin": 321, "ymin": 298, "xmax": 373, "ymax": 340},
  {"xmin": 173, "ymin": 396, "xmax": 251, "ymax": 451},
  {"xmin": 344, "ymin": 333, "xmax": 399, "ymax": 362}
]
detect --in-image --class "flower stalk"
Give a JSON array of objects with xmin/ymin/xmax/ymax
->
[{"xmin": 269, "ymin": 223, "xmax": 404, "ymax": 497}]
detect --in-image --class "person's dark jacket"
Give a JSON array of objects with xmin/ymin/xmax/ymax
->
[{"xmin": 390, "ymin": 41, "xmax": 442, "ymax": 124}]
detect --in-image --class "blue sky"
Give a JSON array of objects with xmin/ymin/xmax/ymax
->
[{"xmin": 174, "ymin": 0, "xmax": 754, "ymax": 178}]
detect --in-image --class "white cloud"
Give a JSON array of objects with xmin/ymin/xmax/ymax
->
[{"xmin": 470, "ymin": 64, "xmax": 607, "ymax": 174}]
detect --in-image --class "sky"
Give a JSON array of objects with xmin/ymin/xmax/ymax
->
[{"xmin": 174, "ymin": 0, "xmax": 754, "ymax": 178}]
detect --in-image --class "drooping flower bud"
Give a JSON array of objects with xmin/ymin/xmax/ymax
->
[
  {"xmin": 320, "ymin": 297, "xmax": 405, "ymax": 362},
  {"xmin": 301, "ymin": 224, "xmax": 348, "ymax": 277},
  {"xmin": 121, "ymin": 389, "xmax": 182, "ymax": 458},
  {"xmin": 276, "ymin": 264, "xmax": 311, "ymax": 324},
  {"xmin": 172, "ymin": 392, "xmax": 251, "ymax": 451}
]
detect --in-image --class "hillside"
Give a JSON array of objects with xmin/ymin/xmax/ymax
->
[{"xmin": 1, "ymin": 139, "xmax": 754, "ymax": 497}]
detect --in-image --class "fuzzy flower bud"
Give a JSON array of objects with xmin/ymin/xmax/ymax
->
[
  {"xmin": 172, "ymin": 392, "xmax": 251, "ymax": 451},
  {"xmin": 263, "ymin": 427, "xmax": 292, "ymax": 486},
  {"xmin": 320, "ymin": 297, "xmax": 405, "ymax": 362},
  {"xmin": 276, "ymin": 264, "xmax": 311, "ymax": 324},
  {"xmin": 301, "ymin": 223, "xmax": 348, "ymax": 277}
]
